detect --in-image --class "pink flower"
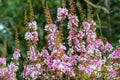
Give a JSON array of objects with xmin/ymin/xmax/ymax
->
[
  {"xmin": 77, "ymin": 54, "xmax": 88, "ymax": 61},
  {"xmin": 86, "ymin": 38, "xmax": 92, "ymax": 44},
  {"xmin": 108, "ymin": 49, "xmax": 120, "ymax": 59},
  {"xmin": 78, "ymin": 64, "xmax": 85, "ymax": 71},
  {"xmin": 22, "ymin": 65, "xmax": 31, "ymax": 77},
  {"xmin": 28, "ymin": 46, "xmax": 37, "ymax": 61},
  {"xmin": 68, "ymin": 29, "xmax": 75, "ymax": 40},
  {"xmin": 74, "ymin": 39, "xmax": 86, "ymax": 52},
  {"xmin": 0, "ymin": 70, "xmax": 4, "ymax": 78},
  {"xmin": 47, "ymin": 64, "xmax": 52, "ymax": 69},
  {"xmin": 40, "ymin": 49, "xmax": 49, "ymax": 57},
  {"xmin": 47, "ymin": 33, "xmax": 55, "ymax": 50},
  {"xmin": 86, "ymin": 30, "xmax": 92, "ymax": 37},
  {"xmin": 49, "ymin": 24, "xmax": 56, "ymax": 32},
  {"xmin": 85, "ymin": 66, "xmax": 93, "ymax": 75},
  {"xmin": 82, "ymin": 21, "xmax": 90, "ymax": 30},
  {"xmin": 76, "ymin": 31, "xmax": 85, "ymax": 39},
  {"xmin": 68, "ymin": 68, "xmax": 75, "ymax": 77},
  {"xmin": 106, "ymin": 66, "xmax": 117, "ymax": 78},
  {"xmin": 89, "ymin": 60, "xmax": 103, "ymax": 70},
  {"xmin": 25, "ymin": 31, "xmax": 38, "ymax": 42},
  {"xmin": 0, "ymin": 57, "xmax": 6, "ymax": 65},
  {"xmin": 13, "ymin": 49, "xmax": 20, "ymax": 60},
  {"xmin": 52, "ymin": 60, "xmax": 61, "ymax": 70},
  {"xmin": 45, "ymin": 24, "xmax": 57, "ymax": 32},
  {"xmin": 67, "ymin": 48, "xmax": 74, "ymax": 55},
  {"xmin": 94, "ymin": 39, "xmax": 103, "ymax": 48},
  {"xmin": 68, "ymin": 14, "xmax": 79, "ymax": 29},
  {"xmin": 109, "ymin": 70, "xmax": 116, "ymax": 76},
  {"xmin": 25, "ymin": 32, "xmax": 32, "ymax": 40},
  {"xmin": 68, "ymin": 29, "xmax": 75, "ymax": 46},
  {"xmin": 3, "ymin": 67, "xmax": 8, "ymax": 73},
  {"xmin": 105, "ymin": 42, "xmax": 113, "ymax": 51},
  {"xmin": 59, "ymin": 44, "xmax": 66, "ymax": 50},
  {"xmin": 28, "ymin": 21, "xmax": 37, "ymax": 30},
  {"xmin": 51, "ymin": 60, "xmax": 72, "ymax": 75},
  {"xmin": 57, "ymin": 8, "xmax": 68, "ymax": 16},
  {"xmin": 57, "ymin": 8, "xmax": 68, "ymax": 21},
  {"xmin": 5, "ymin": 73, "xmax": 15, "ymax": 80},
  {"xmin": 91, "ymin": 27, "xmax": 96, "ymax": 32},
  {"xmin": 90, "ymin": 32, "xmax": 96, "ymax": 40},
  {"xmin": 22, "ymin": 64, "xmax": 43, "ymax": 79},
  {"xmin": 86, "ymin": 45, "xmax": 95, "ymax": 54},
  {"xmin": 31, "ymin": 31, "xmax": 38, "ymax": 42},
  {"xmin": 100, "ymin": 45, "xmax": 105, "ymax": 52},
  {"xmin": 61, "ymin": 54, "xmax": 69, "ymax": 61},
  {"xmin": 90, "ymin": 20, "xmax": 96, "ymax": 25},
  {"xmin": 8, "ymin": 62, "xmax": 18, "ymax": 72}
]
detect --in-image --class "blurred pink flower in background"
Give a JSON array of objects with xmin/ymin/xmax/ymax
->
[{"xmin": 13, "ymin": 49, "xmax": 20, "ymax": 60}]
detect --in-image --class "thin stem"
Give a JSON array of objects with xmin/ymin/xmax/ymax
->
[
  {"xmin": 84, "ymin": 0, "xmax": 109, "ymax": 14},
  {"xmin": 2, "ymin": 39, "xmax": 7, "ymax": 57},
  {"xmin": 96, "ymin": 14, "xmax": 103, "ymax": 37}
]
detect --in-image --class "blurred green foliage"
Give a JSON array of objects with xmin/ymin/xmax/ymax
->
[{"xmin": 0, "ymin": 0, "xmax": 120, "ymax": 79}]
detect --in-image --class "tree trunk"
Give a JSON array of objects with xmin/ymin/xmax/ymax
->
[{"xmin": 106, "ymin": 13, "xmax": 112, "ymax": 43}]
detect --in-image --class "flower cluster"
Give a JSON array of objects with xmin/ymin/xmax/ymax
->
[
  {"xmin": 39, "ymin": 7, "xmax": 120, "ymax": 79},
  {"xmin": 22, "ymin": 20, "xmax": 41, "ymax": 79},
  {"xmin": 45, "ymin": 24, "xmax": 57, "ymax": 32},
  {"xmin": 0, "ymin": 57, "xmax": 6, "ymax": 65},
  {"xmin": 0, "ymin": 50, "xmax": 20, "ymax": 80},
  {"xmin": 57, "ymin": 8, "xmax": 68, "ymax": 22},
  {"xmin": 109, "ymin": 46, "xmax": 120, "ymax": 59},
  {"xmin": 68, "ymin": 14, "xmax": 79, "ymax": 29},
  {"xmin": 45, "ymin": 24, "xmax": 57, "ymax": 51},
  {"xmin": 28, "ymin": 21, "xmax": 37, "ymax": 30},
  {"xmin": 27, "ymin": 46, "xmax": 38, "ymax": 61},
  {"xmin": 25, "ymin": 21, "xmax": 38, "ymax": 42},
  {"xmin": 13, "ymin": 49, "xmax": 20, "ymax": 60},
  {"xmin": 2, "ymin": 6, "xmax": 120, "ymax": 80},
  {"xmin": 22, "ymin": 64, "xmax": 42, "ymax": 80}
]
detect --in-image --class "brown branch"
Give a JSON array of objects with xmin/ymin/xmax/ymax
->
[
  {"xmin": 110, "ymin": 8, "xmax": 120, "ymax": 13},
  {"xmin": 84, "ymin": 0, "xmax": 110, "ymax": 14}
]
